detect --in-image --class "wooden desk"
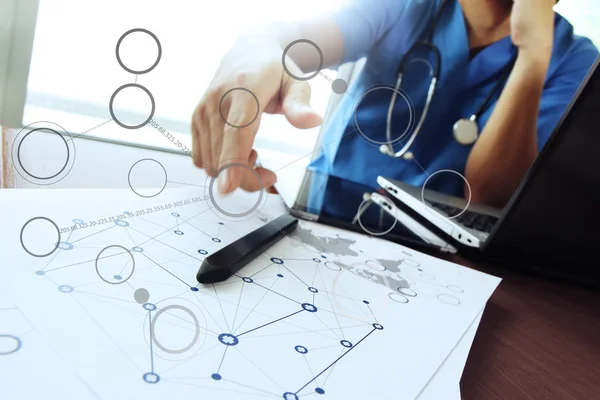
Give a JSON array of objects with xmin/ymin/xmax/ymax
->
[
  {"xmin": 2, "ymin": 126, "xmax": 600, "ymax": 399},
  {"xmin": 453, "ymin": 256, "xmax": 600, "ymax": 400}
]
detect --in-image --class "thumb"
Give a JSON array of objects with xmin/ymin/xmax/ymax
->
[{"xmin": 280, "ymin": 71, "xmax": 323, "ymax": 130}]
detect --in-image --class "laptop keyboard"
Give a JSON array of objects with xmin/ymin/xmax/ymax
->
[{"xmin": 424, "ymin": 200, "xmax": 498, "ymax": 233}]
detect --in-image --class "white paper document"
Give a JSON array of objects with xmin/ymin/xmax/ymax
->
[
  {"xmin": 0, "ymin": 188, "xmax": 500, "ymax": 399},
  {"xmin": 417, "ymin": 311, "xmax": 483, "ymax": 400},
  {"xmin": 0, "ymin": 293, "xmax": 98, "ymax": 399}
]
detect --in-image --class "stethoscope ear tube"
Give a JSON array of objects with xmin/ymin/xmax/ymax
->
[
  {"xmin": 396, "ymin": 40, "xmax": 441, "ymax": 79},
  {"xmin": 381, "ymin": 77, "xmax": 438, "ymax": 158},
  {"xmin": 384, "ymin": 38, "xmax": 442, "ymax": 159}
]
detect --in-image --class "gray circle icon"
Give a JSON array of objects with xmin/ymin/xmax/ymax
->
[
  {"xmin": 207, "ymin": 163, "xmax": 265, "ymax": 219},
  {"xmin": 151, "ymin": 305, "xmax": 200, "ymax": 354},
  {"xmin": 218, "ymin": 87, "xmax": 260, "ymax": 129},
  {"xmin": 11, "ymin": 122, "xmax": 76, "ymax": 186},
  {"xmin": 17, "ymin": 128, "xmax": 69, "ymax": 180},
  {"xmin": 282, "ymin": 39, "xmax": 324, "ymax": 81},
  {"xmin": 134, "ymin": 288, "xmax": 150, "ymax": 304},
  {"xmin": 116, "ymin": 28, "xmax": 162, "ymax": 75},
  {"xmin": 109, "ymin": 83, "xmax": 156, "ymax": 130},
  {"xmin": 95, "ymin": 245, "xmax": 136, "ymax": 284},
  {"xmin": 332, "ymin": 78, "xmax": 348, "ymax": 94},
  {"xmin": 20, "ymin": 217, "xmax": 60, "ymax": 258},
  {"xmin": 127, "ymin": 158, "xmax": 168, "ymax": 198},
  {"xmin": 0, "ymin": 335, "xmax": 22, "ymax": 355}
]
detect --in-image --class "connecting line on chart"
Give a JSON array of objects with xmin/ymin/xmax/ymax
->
[
  {"xmin": 302, "ymin": 354, "xmax": 318, "ymax": 387},
  {"xmin": 123, "ymin": 227, "xmax": 139, "ymax": 247},
  {"xmin": 212, "ymin": 284, "xmax": 231, "ymax": 332},
  {"xmin": 177, "ymin": 218, "xmax": 215, "ymax": 240},
  {"xmin": 74, "ymin": 290, "xmax": 140, "ymax": 306},
  {"xmin": 236, "ymin": 309, "xmax": 304, "ymax": 337},
  {"xmin": 189, "ymin": 294, "xmax": 225, "ymax": 334},
  {"xmin": 65, "ymin": 119, "xmax": 114, "ymax": 142},
  {"xmin": 118, "ymin": 258, "xmax": 133, "ymax": 276},
  {"xmin": 412, "ymin": 157, "xmax": 430, "ymax": 176},
  {"xmin": 70, "ymin": 294, "xmax": 144, "ymax": 374},
  {"xmin": 148, "ymin": 309, "xmax": 155, "ymax": 374},
  {"xmin": 40, "ymin": 247, "xmax": 66, "ymax": 272},
  {"xmin": 134, "ymin": 207, "xmax": 213, "ymax": 248},
  {"xmin": 139, "ymin": 252, "xmax": 193, "ymax": 288},
  {"xmin": 230, "ymin": 281, "xmax": 245, "ymax": 330},
  {"xmin": 43, "ymin": 250, "xmax": 130, "ymax": 273},
  {"xmin": 249, "ymin": 262, "xmax": 274, "ymax": 278},
  {"xmin": 280, "ymin": 264, "xmax": 310, "ymax": 288},
  {"xmin": 321, "ymin": 348, "xmax": 344, "ymax": 387},
  {"xmin": 220, "ymin": 378, "xmax": 282, "ymax": 398},
  {"xmin": 165, "ymin": 180, "xmax": 207, "ymax": 188},
  {"xmin": 70, "ymin": 225, "xmax": 117, "ymax": 244},
  {"xmin": 231, "ymin": 346, "xmax": 286, "ymax": 392},
  {"xmin": 294, "ymin": 328, "xmax": 379, "ymax": 396},
  {"xmin": 251, "ymin": 281, "xmax": 302, "ymax": 305},
  {"xmin": 316, "ymin": 266, "xmax": 345, "ymax": 338},
  {"xmin": 273, "ymin": 127, "xmax": 360, "ymax": 173},
  {"xmin": 365, "ymin": 303, "xmax": 378, "ymax": 323},
  {"xmin": 333, "ymin": 285, "xmax": 374, "ymax": 321},
  {"xmin": 231, "ymin": 279, "xmax": 279, "ymax": 335},
  {"xmin": 128, "ymin": 226, "xmax": 203, "ymax": 262},
  {"xmin": 235, "ymin": 325, "xmax": 366, "ymax": 340},
  {"xmin": 217, "ymin": 347, "xmax": 228, "ymax": 374}
]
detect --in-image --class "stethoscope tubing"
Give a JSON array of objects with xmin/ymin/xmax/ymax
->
[{"xmin": 380, "ymin": 0, "xmax": 516, "ymax": 158}]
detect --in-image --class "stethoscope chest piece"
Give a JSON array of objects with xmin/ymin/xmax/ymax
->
[{"xmin": 453, "ymin": 116, "xmax": 479, "ymax": 145}]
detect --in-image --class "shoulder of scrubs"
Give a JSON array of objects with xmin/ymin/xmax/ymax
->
[
  {"xmin": 331, "ymin": 0, "xmax": 440, "ymax": 64},
  {"xmin": 537, "ymin": 13, "xmax": 599, "ymax": 151}
]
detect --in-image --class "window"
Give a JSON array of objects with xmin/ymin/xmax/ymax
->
[
  {"xmin": 24, "ymin": 0, "xmax": 349, "ymax": 177},
  {"xmin": 23, "ymin": 0, "xmax": 599, "ymax": 185},
  {"xmin": 555, "ymin": 0, "xmax": 600, "ymax": 49}
]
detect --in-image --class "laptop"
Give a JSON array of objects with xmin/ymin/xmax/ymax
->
[
  {"xmin": 378, "ymin": 55, "xmax": 600, "ymax": 287},
  {"xmin": 270, "ymin": 167, "xmax": 458, "ymax": 255}
]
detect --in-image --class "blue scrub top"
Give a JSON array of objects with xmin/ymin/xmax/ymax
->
[{"xmin": 308, "ymin": 0, "xmax": 598, "ymax": 202}]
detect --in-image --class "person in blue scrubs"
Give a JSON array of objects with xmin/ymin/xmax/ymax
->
[{"xmin": 191, "ymin": 0, "xmax": 598, "ymax": 212}]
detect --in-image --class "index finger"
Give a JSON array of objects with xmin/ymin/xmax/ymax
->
[{"xmin": 217, "ymin": 87, "xmax": 262, "ymax": 194}]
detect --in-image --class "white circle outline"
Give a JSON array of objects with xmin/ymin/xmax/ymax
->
[
  {"xmin": 421, "ymin": 169, "xmax": 472, "ymax": 220},
  {"xmin": 356, "ymin": 199, "xmax": 398, "ymax": 237},
  {"xmin": 366, "ymin": 260, "xmax": 386, "ymax": 271},
  {"xmin": 353, "ymin": 85, "xmax": 415, "ymax": 146},
  {"xmin": 402, "ymin": 259, "xmax": 420, "ymax": 268},
  {"xmin": 436, "ymin": 293, "xmax": 461, "ymax": 306},
  {"xmin": 388, "ymin": 292, "xmax": 409, "ymax": 304},
  {"xmin": 446, "ymin": 285, "xmax": 464, "ymax": 293},
  {"xmin": 397, "ymin": 287, "xmax": 417, "ymax": 297}
]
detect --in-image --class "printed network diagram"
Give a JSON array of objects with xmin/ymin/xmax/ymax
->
[{"xmin": 14, "ymin": 187, "xmax": 466, "ymax": 399}]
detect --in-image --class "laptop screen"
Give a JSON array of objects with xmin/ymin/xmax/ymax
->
[
  {"xmin": 273, "ymin": 168, "xmax": 452, "ymax": 254},
  {"xmin": 485, "ymin": 56, "xmax": 600, "ymax": 286}
]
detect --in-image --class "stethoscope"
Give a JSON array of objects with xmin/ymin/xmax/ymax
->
[{"xmin": 380, "ymin": 0, "xmax": 517, "ymax": 159}]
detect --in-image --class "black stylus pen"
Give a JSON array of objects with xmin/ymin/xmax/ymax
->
[{"xmin": 196, "ymin": 214, "xmax": 299, "ymax": 284}]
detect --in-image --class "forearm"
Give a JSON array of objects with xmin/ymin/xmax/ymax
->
[{"xmin": 465, "ymin": 50, "xmax": 551, "ymax": 208}]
